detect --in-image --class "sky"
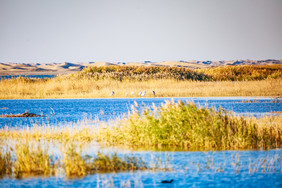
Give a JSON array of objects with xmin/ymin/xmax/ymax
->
[{"xmin": 0, "ymin": 0, "xmax": 282, "ymax": 63}]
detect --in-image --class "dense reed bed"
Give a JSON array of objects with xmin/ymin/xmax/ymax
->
[
  {"xmin": 77, "ymin": 65, "xmax": 210, "ymax": 81},
  {"xmin": 0, "ymin": 64, "xmax": 281, "ymax": 99},
  {"xmin": 198, "ymin": 64, "xmax": 282, "ymax": 81},
  {"xmin": 0, "ymin": 141, "xmax": 146, "ymax": 179},
  {"xmin": 0, "ymin": 77, "xmax": 281, "ymax": 99},
  {"xmin": 78, "ymin": 64, "xmax": 282, "ymax": 81},
  {"xmin": 96, "ymin": 100, "xmax": 282, "ymax": 150}
]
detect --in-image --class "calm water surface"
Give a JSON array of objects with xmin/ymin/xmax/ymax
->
[
  {"xmin": 0, "ymin": 97, "xmax": 281, "ymax": 128},
  {"xmin": 0, "ymin": 97, "xmax": 281, "ymax": 187},
  {"xmin": 0, "ymin": 75, "xmax": 56, "ymax": 80}
]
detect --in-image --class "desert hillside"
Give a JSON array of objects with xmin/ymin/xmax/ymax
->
[{"xmin": 0, "ymin": 59, "xmax": 281, "ymax": 76}]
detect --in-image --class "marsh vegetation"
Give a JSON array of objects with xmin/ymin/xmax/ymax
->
[
  {"xmin": 0, "ymin": 141, "xmax": 147, "ymax": 179},
  {"xmin": 0, "ymin": 100, "xmax": 281, "ymax": 179},
  {"xmin": 0, "ymin": 64, "xmax": 281, "ymax": 99},
  {"xmin": 96, "ymin": 100, "xmax": 282, "ymax": 150}
]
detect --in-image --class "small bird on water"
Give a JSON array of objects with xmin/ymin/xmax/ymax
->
[{"xmin": 161, "ymin": 179, "xmax": 173, "ymax": 184}]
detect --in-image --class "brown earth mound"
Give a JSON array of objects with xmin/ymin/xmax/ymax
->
[{"xmin": 0, "ymin": 111, "xmax": 43, "ymax": 118}]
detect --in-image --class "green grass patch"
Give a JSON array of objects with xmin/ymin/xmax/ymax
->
[{"xmin": 96, "ymin": 100, "xmax": 282, "ymax": 150}]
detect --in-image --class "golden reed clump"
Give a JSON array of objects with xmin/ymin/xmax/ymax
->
[{"xmin": 0, "ymin": 141, "xmax": 147, "ymax": 179}]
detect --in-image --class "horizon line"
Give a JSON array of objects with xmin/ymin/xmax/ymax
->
[{"xmin": 1, "ymin": 58, "xmax": 282, "ymax": 64}]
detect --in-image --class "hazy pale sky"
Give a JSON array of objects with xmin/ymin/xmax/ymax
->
[{"xmin": 0, "ymin": 0, "xmax": 281, "ymax": 63}]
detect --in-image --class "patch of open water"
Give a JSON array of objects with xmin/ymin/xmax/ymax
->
[
  {"xmin": 0, "ymin": 97, "xmax": 281, "ymax": 128},
  {"xmin": 0, "ymin": 75, "xmax": 56, "ymax": 80}
]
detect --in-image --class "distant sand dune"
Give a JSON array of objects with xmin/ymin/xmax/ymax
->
[
  {"xmin": 152, "ymin": 61, "xmax": 207, "ymax": 68},
  {"xmin": 0, "ymin": 63, "xmax": 11, "ymax": 69},
  {"xmin": 0, "ymin": 60, "xmax": 281, "ymax": 76},
  {"xmin": 88, "ymin": 61, "xmax": 115, "ymax": 67}
]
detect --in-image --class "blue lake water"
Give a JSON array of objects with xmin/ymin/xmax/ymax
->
[
  {"xmin": 0, "ymin": 97, "xmax": 281, "ymax": 128},
  {"xmin": 0, "ymin": 97, "xmax": 281, "ymax": 187},
  {"xmin": 0, "ymin": 149, "xmax": 281, "ymax": 187},
  {"xmin": 0, "ymin": 75, "xmax": 56, "ymax": 80}
]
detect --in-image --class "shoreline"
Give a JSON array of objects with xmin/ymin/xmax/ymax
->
[{"xmin": 0, "ymin": 96, "xmax": 280, "ymax": 100}]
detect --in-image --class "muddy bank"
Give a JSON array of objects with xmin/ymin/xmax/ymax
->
[{"xmin": 0, "ymin": 111, "xmax": 43, "ymax": 118}]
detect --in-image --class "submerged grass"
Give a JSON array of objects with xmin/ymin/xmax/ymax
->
[
  {"xmin": 13, "ymin": 142, "xmax": 54, "ymax": 178},
  {"xmin": 0, "ymin": 147, "xmax": 12, "ymax": 177},
  {"xmin": 88, "ymin": 152, "xmax": 146, "ymax": 173},
  {"xmin": 0, "ymin": 141, "xmax": 147, "ymax": 179},
  {"xmin": 62, "ymin": 142, "xmax": 87, "ymax": 177},
  {"xmin": 96, "ymin": 100, "xmax": 282, "ymax": 150}
]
